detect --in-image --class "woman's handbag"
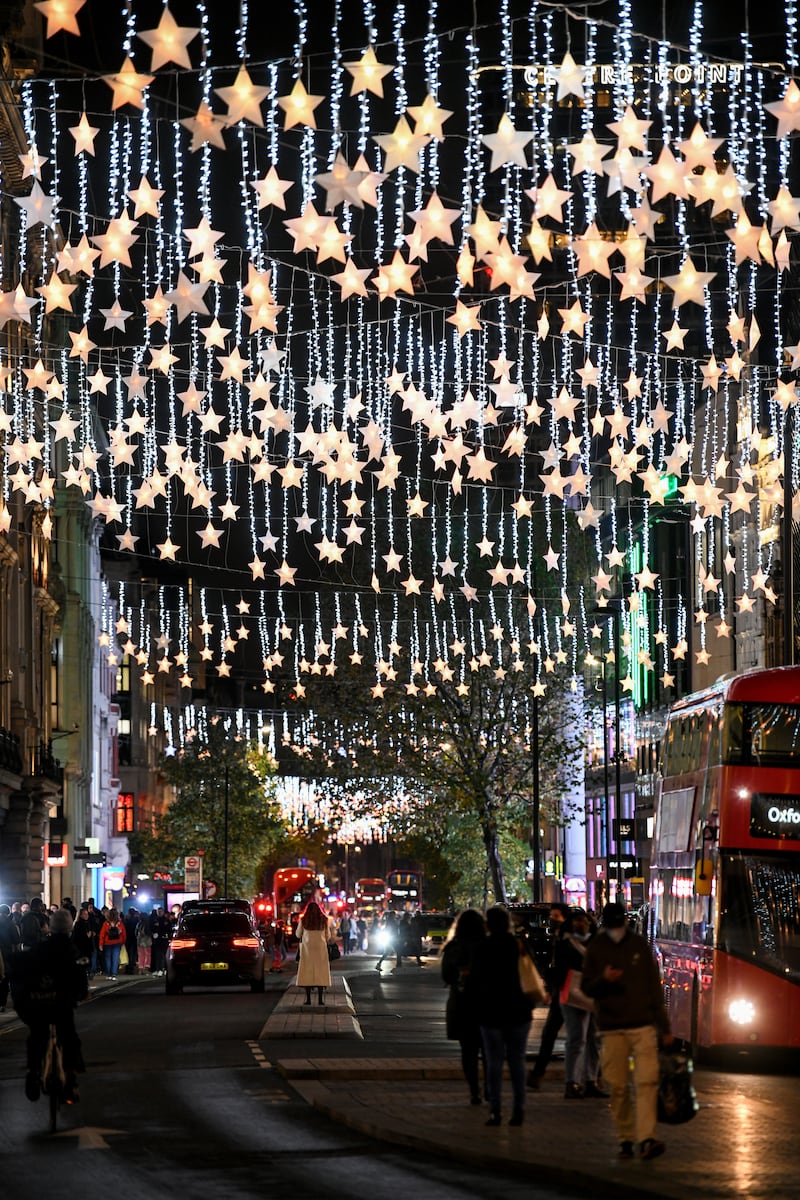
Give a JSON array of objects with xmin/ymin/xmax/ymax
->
[
  {"xmin": 327, "ymin": 941, "xmax": 341, "ymax": 961},
  {"xmin": 657, "ymin": 1044, "xmax": 699, "ymax": 1124},
  {"xmin": 518, "ymin": 946, "xmax": 547, "ymax": 1003},
  {"xmin": 559, "ymin": 968, "xmax": 595, "ymax": 1013}
]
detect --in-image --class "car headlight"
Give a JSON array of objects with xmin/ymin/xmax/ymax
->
[{"xmin": 728, "ymin": 998, "xmax": 756, "ymax": 1025}]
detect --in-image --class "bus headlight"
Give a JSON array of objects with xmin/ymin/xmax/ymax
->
[{"xmin": 728, "ymin": 998, "xmax": 756, "ymax": 1025}]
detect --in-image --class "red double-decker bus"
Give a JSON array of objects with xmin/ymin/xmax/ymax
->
[
  {"xmin": 272, "ymin": 866, "xmax": 318, "ymax": 923},
  {"xmin": 650, "ymin": 666, "xmax": 800, "ymax": 1051}
]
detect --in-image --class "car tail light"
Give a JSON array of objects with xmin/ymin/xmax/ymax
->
[
  {"xmin": 170, "ymin": 938, "xmax": 197, "ymax": 950},
  {"xmin": 232, "ymin": 937, "xmax": 261, "ymax": 948}
]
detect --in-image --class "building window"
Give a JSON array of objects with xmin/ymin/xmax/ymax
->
[
  {"xmin": 116, "ymin": 791, "xmax": 135, "ymax": 833},
  {"xmin": 115, "ymin": 655, "xmax": 131, "ymax": 693}
]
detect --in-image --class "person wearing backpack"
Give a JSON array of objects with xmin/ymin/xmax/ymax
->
[{"xmin": 98, "ymin": 908, "xmax": 126, "ymax": 978}]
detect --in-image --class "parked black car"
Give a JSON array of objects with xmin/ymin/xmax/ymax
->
[{"xmin": 165, "ymin": 900, "xmax": 266, "ymax": 994}]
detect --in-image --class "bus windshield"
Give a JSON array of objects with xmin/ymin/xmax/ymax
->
[
  {"xmin": 723, "ymin": 702, "xmax": 800, "ymax": 766},
  {"xmin": 719, "ymin": 852, "xmax": 800, "ymax": 982}
]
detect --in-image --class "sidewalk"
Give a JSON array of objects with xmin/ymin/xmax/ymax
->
[{"xmin": 268, "ymin": 985, "xmax": 798, "ymax": 1200}]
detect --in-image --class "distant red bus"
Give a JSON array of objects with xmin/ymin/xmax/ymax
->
[
  {"xmin": 354, "ymin": 877, "xmax": 386, "ymax": 910},
  {"xmin": 272, "ymin": 866, "xmax": 318, "ymax": 923},
  {"xmin": 651, "ymin": 666, "xmax": 800, "ymax": 1050}
]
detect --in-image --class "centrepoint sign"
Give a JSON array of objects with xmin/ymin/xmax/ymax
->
[{"xmin": 750, "ymin": 794, "xmax": 800, "ymax": 840}]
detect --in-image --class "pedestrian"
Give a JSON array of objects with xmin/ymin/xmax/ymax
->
[
  {"xmin": 527, "ymin": 902, "xmax": 569, "ymax": 1090},
  {"xmin": 400, "ymin": 912, "xmax": 424, "ymax": 965},
  {"xmin": 440, "ymin": 908, "xmax": 486, "ymax": 1105},
  {"xmin": 61, "ymin": 896, "xmax": 77, "ymax": 920},
  {"xmin": 98, "ymin": 907, "xmax": 126, "ymax": 978},
  {"xmin": 338, "ymin": 911, "xmax": 350, "ymax": 955},
  {"xmin": 375, "ymin": 910, "xmax": 402, "ymax": 972},
  {"xmin": 10, "ymin": 901, "xmax": 23, "ymax": 928},
  {"xmin": 295, "ymin": 900, "xmax": 331, "ymax": 1006},
  {"xmin": 471, "ymin": 906, "xmax": 535, "ymax": 1128},
  {"xmin": 123, "ymin": 907, "xmax": 139, "ymax": 974},
  {"xmin": 84, "ymin": 898, "xmax": 104, "ymax": 975},
  {"xmin": 555, "ymin": 908, "xmax": 606, "ymax": 1099},
  {"xmin": 19, "ymin": 897, "xmax": 48, "ymax": 949},
  {"xmin": 149, "ymin": 907, "xmax": 171, "ymax": 975},
  {"xmin": 582, "ymin": 902, "xmax": 672, "ymax": 1162},
  {"xmin": 72, "ymin": 906, "xmax": 96, "ymax": 972},
  {"xmin": 136, "ymin": 912, "xmax": 153, "ymax": 973},
  {"xmin": 356, "ymin": 914, "xmax": 367, "ymax": 952},
  {"xmin": 0, "ymin": 903, "xmax": 21, "ymax": 1011}
]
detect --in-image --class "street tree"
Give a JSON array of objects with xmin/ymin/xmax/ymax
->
[
  {"xmin": 280, "ymin": 645, "xmax": 584, "ymax": 905},
  {"xmin": 131, "ymin": 723, "xmax": 288, "ymax": 897}
]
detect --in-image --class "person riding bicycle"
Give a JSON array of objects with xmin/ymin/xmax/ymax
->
[{"xmin": 11, "ymin": 908, "xmax": 88, "ymax": 1103}]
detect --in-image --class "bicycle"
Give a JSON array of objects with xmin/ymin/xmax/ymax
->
[{"xmin": 40, "ymin": 1022, "xmax": 66, "ymax": 1133}]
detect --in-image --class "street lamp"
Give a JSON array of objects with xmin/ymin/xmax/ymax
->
[
  {"xmin": 784, "ymin": 404, "xmax": 798, "ymax": 665},
  {"xmin": 590, "ymin": 602, "xmax": 623, "ymax": 904}
]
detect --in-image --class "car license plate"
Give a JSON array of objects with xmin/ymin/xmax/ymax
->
[{"xmin": 201, "ymin": 962, "xmax": 228, "ymax": 971}]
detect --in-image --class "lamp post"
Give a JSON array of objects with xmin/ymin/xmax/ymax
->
[
  {"xmin": 595, "ymin": 660, "xmax": 612, "ymax": 907},
  {"xmin": 531, "ymin": 691, "xmax": 541, "ymax": 902},
  {"xmin": 590, "ymin": 602, "xmax": 623, "ymax": 903}
]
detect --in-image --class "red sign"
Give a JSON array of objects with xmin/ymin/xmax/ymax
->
[{"xmin": 45, "ymin": 842, "xmax": 68, "ymax": 867}]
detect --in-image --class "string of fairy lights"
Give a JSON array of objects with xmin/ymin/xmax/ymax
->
[{"xmin": 2, "ymin": 0, "xmax": 800, "ymax": 778}]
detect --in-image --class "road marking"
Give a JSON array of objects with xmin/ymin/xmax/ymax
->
[{"xmin": 54, "ymin": 1126, "xmax": 126, "ymax": 1150}]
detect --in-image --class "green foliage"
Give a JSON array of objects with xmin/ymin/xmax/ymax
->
[
  {"xmin": 149, "ymin": 724, "xmax": 288, "ymax": 897},
  {"xmin": 280, "ymin": 643, "xmax": 584, "ymax": 904}
]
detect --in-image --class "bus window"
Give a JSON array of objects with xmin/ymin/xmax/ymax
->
[
  {"xmin": 719, "ymin": 853, "xmax": 800, "ymax": 980},
  {"xmin": 723, "ymin": 702, "xmax": 800, "ymax": 766}
]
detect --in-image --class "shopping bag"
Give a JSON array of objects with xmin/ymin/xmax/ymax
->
[
  {"xmin": 559, "ymin": 968, "xmax": 595, "ymax": 1013},
  {"xmin": 518, "ymin": 946, "xmax": 547, "ymax": 1002},
  {"xmin": 327, "ymin": 941, "xmax": 341, "ymax": 961},
  {"xmin": 119, "ymin": 944, "xmax": 129, "ymax": 968},
  {"xmin": 658, "ymin": 1044, "xmax": 699, "ymax": 1124}
]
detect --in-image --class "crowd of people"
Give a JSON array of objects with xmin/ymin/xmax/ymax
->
[
  {"xmin": 441, "ymin": 899, "xmax": 671, "ymax": 1161},
  {"xmin": 1, "ymin": 891, "xmax": 671, "ymax": 1162}
]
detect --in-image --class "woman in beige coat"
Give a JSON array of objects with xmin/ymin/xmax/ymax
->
[{"xmin": 296, "ymin": 900, "xmax": 331, "ymax": 1005}]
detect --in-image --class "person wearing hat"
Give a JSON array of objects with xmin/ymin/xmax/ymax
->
[{"xmin": 581, "ymin": 902, "xmax": 672, "ymax": 1163}]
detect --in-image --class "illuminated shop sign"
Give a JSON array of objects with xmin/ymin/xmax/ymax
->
[{"xmin": 749, "ymin": 794, "xmax": 800, "ymax": 840}]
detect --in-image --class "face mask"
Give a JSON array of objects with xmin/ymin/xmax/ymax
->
[{"xmin": 606, "ymin": 926, "xmax": 627, "ymax": 943}]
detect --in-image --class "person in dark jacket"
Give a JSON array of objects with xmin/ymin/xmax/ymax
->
[
  {"xmin": 0, "ymin": 903, "xmax": 21, "ymax": 1011},
  {"xmin": 11, "ymin": 908, "xmax": 88, "ymax": 1103},
  {"xmin": 582, "ymin": 902, "xmax": 672, "ymax": 1162},
  {"xmin": 554, "ymin": 908, "xmax": 606, "ymax": 1098},
  {"xmin": 440, "ymin": 909, "xmax": 486, "ymax": 1105},
  {"xmin": 123, "ymin": 908, "xmax": 140, "ymax": 975},
  {"xmin": 470, "ymin": 906, "xmax": 534, "ymax": 1127},
  {"xmin": 527, "ymin": 902, "xmax": 568, "ymax": 1089}
]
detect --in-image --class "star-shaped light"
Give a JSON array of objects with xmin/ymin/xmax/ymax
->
[
  {"xmin": 765, "ymin": 79, "xmax": 800, "ymax": 139},
  {"xmin": 407, "ymin": 93, "xmax": 453, "ymax": 142},
  {"xmin": 137, "ymin": 6, "xmax": 199, "ymax": 71},
  {"xmin": 180, "ymin": 101, "xmax": 227, "ymax": 151},
  {"xmin": 215, "ymin": 65, "xmax": 269, "ymax": 126},
  {"xmin": 36, "ymin": 271, "xmax": 76, "ymax": 314},
  {"xmin": 373, "ymin": 116, "xmax": 431, "ymax": 173},
  {"xmin": 566, "ymin": 131, "xmax": 611, "ymax": 177},
  {"xmin": 250, "ymin": 166, "xmax": 293, "ymax": 211},
  {"xmin": 165, "ymin": 271, "xmax": 210, "ymax": 323},
  {"xmin": 103, "ymin": 57, "xmax": 154, "ymax": 112},
  {"xmin": 34, "ymin": 0, "xmax": 85, "ymax": 38},
  {"xmin": 128, "ymin": 175, "xmax": 164, "ymax": 219},
  {"xmin": 555, "ymin": 51, "xmax": 585, "ymax": 101},
  {"xmin": 344, "ymin": 46, "xmax": 393, "ymax": 96},
  {"xmin": 526, "ymin": 173, "xmax": 572, "ymax": 222},
  {"xmin": 99, "ymin": 300, "xmax": 132, "ymax": 331},
  {"xmin": 315, "ymin": 154, "xmax": 367, "ymax": 210},
  {"xmin": 447, "ymin": 301, "xmax": 482, "ymax": 337},
  {"xmin": 482, "ymin": 113, "xmax": 532, "ymax": 171},
  {"xmin": 678, "ymin": 122, "xmax": 724, "ymax": 171},
  {"xmin": 607, "ymin": 104, "xmax": 652, "ymax": 151},
  {"xmin": 69, "ymin": 111, "xmax": 98, "ymax": 156},
  {"xmin": 662, "ymin": 256, "xmax": 716, "ymax": 308},
  {"xmin": 15, "ymin": 181, "xmax": 58, "ymax": 230},
  {"xmin": 330, "ymin": 258, "xmax": 372, "ymax": 299},
  {"xmin": 277, "ymin": 78, "xmax": 325, "ymax": 130}
]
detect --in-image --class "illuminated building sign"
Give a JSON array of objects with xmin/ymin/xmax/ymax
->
[{"xmin": 750, "ymin": 794, "xmax": 800, "ymax": 840}]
